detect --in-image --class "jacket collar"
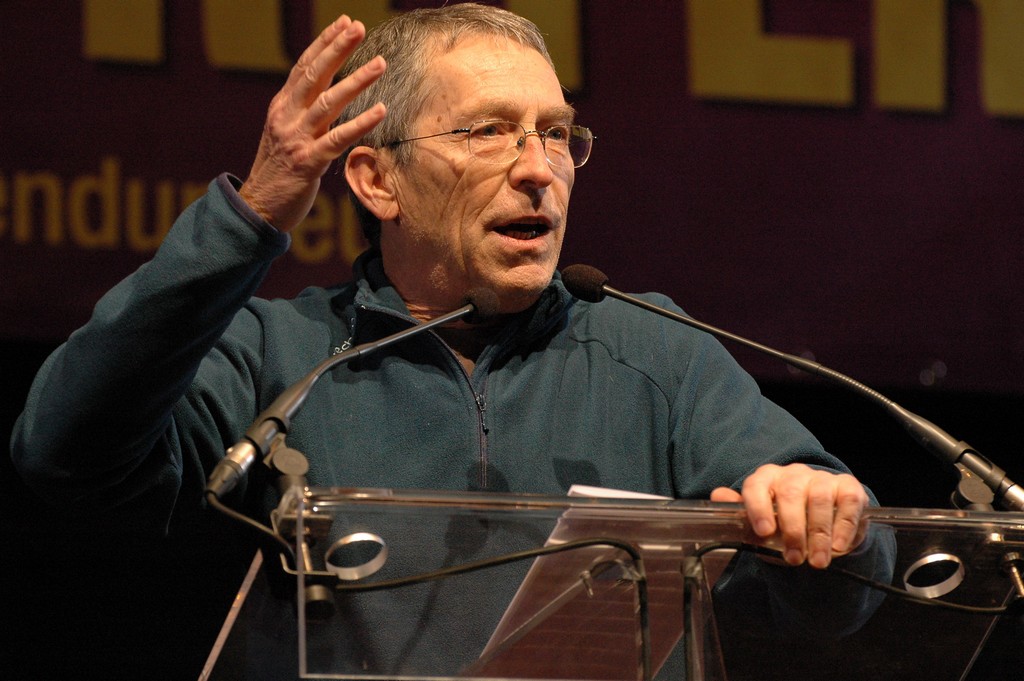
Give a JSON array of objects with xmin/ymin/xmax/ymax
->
[
  {"xmin": 340, "ymin": 248, "xmax": 575, "ymax": 353},
  {"xmin": 350, "ymin": 248, "xmax": 410, "ymax": 317}
]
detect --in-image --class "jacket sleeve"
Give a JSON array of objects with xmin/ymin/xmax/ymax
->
[
  {"xmin": 656, "ymin": 298, "xmax": 896, "ymax": 639},
  {"xmin": 664, "ymin": 309, "xmax": 851, "ymax": 495},
  {"xmin": 9, "ymin": 174, "xmax": 290, "ymax": 532}
]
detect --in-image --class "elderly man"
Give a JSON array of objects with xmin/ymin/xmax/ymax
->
[{"xmin": 11, "ymin": 4, "xmax": 882, "ymax": 668}]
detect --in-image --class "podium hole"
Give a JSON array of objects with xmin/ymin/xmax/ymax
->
[
  {"xmin": 324, "ymin": 532, "xmax": 388, "ymax": 581},
  {"xmin": 903, "ymin": 552, "xmax": 965, "ymax": 599}
]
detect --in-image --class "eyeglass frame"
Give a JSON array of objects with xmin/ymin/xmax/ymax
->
[{"xmin": 382, "ymin": 119, "xmax": 595, "ymax": 168}]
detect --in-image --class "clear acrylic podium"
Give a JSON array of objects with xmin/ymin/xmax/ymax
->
[{"xmin": 201, "ymin": 487, "xmax": 1024, "ymax": 681}]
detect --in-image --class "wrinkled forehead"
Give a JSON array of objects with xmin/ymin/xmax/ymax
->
[
  {"xmin": 416, "ymin": 34, "xmax": 568, "ymax": 127},
  {"xmin": 425, "ymin": 26, "xmax": 554, "ymax": 69}
]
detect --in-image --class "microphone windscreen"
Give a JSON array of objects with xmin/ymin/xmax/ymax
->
[
  {"xmin": 561, "ymin": 264, "xmax": 609, "ymax": 302},
  {"xmin": 464, "ymin": 288, "xmax": 500, "ymax": 323}
]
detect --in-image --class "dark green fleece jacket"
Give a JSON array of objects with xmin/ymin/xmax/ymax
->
[
  {"xmin": 10, "ymin": 176, "xmax": 892, "ymax": 674},
  {"xmin": 11, "ymin": 174, "xmax": 854, "ymax": 528}
]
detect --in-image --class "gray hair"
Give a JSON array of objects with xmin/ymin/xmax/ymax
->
[{"xmin": 336, "ymin": 3, "xmax": 554, "ymax": 245}]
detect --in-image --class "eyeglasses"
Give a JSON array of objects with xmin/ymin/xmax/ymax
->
[{"xmin": 385, "ymin": 120, "xmax": 594, "ymax": 168}]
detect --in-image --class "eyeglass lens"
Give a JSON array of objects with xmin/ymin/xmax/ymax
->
[{"xmin": 468, "ymin": 121, "xmax": 592, "ymax": 167}]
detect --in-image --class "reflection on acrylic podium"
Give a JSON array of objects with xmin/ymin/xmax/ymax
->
[{"xmin": 200, "ymin": 488, "xmax": 1023, "ymax": 681}]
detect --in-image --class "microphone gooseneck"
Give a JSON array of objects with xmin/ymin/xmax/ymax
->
[
  {"xmin": 561, "ymin": 264, "xmax": 1024, "ymax": 512},
  {"xmin": 206, "ymin": 290, "xmax": 498, "ymax": 499}
]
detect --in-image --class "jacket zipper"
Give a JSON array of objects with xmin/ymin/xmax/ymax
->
[
  {"xmin": 433, "ymin": 340, "xmax": 489, "ymax": 489},
  {"xmin": 428, "ymin": 333, "xmax": 489, "ymax": 489},
  {"xmin": 474, "ymin": 391, "xmax": 489, "ymax": 488},
  {"xmin": 349, "ymin": 304, "xmax": 491, "ymax": 488}
]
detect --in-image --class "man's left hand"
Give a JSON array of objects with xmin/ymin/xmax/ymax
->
[{"xmin": 710, "ymin": 463, "xmax": 869, "ymax": 569}]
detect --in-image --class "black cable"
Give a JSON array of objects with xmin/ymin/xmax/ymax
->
[
  {"xmin": 330, "ymin": 537, "xmax": 653, "ymax": 681},
  {"xmin": 205, "ymin": 490, "xmax": 295, "ymax": 565},
  {"xmin": 333, "ymin": 536, "xmax": 642, "ymax": 591},
  {"xmin": 207, "ymin": 489, "xmax": 1015, "ymax": 618},
  {"xmin": 693, "ymin": 541, "xmax": 1017, "ymax": 616},
  {"xmin": 204, "ymin": 496, "xmax": 654, "ymax": 679},
  {"xmin": 207, "ymin": 489, "xmax": 1015, "ymax": 681}
]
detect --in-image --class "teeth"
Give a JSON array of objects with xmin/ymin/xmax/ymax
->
[{"xmin": 498, "ymin": 222, "xmax": 547, "ymax": 240}]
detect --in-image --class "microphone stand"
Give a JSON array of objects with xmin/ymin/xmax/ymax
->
[
  {"xmin": 562, "ymin": 265, "xmax": 1024, "ymax": 679},
  {"xmin": 199, "ymin": 289, "xmax": 657, "ymax": 678},
  {"xmin": 204, "ymin": 297, "xmax": 493, "ymax": 619},
  {"xmin": 205, "ymin": 299, "xmax": 488, "ymax": 500},
  {"xmin": 593, "ymin": 281, "xmax": 1024, "ymax": 514},
  {"xmin": 600, "ymin": 279, "xmax": 1024, "ymax": 598}
]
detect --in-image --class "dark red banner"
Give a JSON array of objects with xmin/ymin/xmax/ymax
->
[{"xmin": 3, "ymin": 1, "xmax": 1023, "ymax": 393}]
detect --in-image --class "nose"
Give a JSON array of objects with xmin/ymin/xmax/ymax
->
[{"xmin": 509, "ymin": 131, "xmax": 555, "ymax": 188}]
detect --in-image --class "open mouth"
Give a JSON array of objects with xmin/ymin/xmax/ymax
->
[{"xmin": 494, "ymin": 221, "xmax": 551, "ymax": 241}]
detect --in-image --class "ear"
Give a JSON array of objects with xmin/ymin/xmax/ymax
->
[{"xmin": 345, "ymin": 146, "xmax": 399, "ymax": 222}]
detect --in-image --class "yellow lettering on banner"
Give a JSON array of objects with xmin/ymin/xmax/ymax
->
[
  {"xmin": 181, "ymin": 182, "xmax": 208, "ymax": 209},
  {"xmin": 203, "ymin": 0, "xmax": 290, "ymax": 72},
  {"xmin": 79, "ymin": 0, "xmax": 584, "ymax": 90},
  {"xmin": 125, "ymin": 179, "xmax": 175, "ymax": 252},
  {"xmin": 313, "ymin": 0, "xmax": 394, "ymax": 33},
  {"xmin": 68, "ymin": 157, "xmax": 120, "ymax": 249},
  {"xmin": 292, "ymin": 193, "xmax": 335, "ymax": 264},
  {"xmin": 313, "ymin": 0, "xmax": 583, "ymax": 91},
  {"xmin": 974, "ymin": 0, "xmax": 1024, "ymax": 117},
  {"xmin": 508, "ymin": 0, "xmax": 583, "ymax": 91},
  {"xmin": 291, "ymin": 193, "xmax": 368, "ymax": 265},
  {"xmin": 2, "ymin": 159, "xmax": 363, "ymax": 263},
  {"xmin": 0, "ymin": 174, "xmax": 7, "ymax": 238},
  {"xmin": 874, "ymin": 0, "xmax": 946, "ymax": 112},
  {"xmin": 82, "ymin": 0, "xmax": 164, "ymax": 63},
  {"xmin": 687, "ymin": 0, "xmax": 853, "ymax": 106},
  {"xmin": 13, "ymin": 171, "xmax": 63, "ymax": 245},
  {"xmin": 339, "ymin": 195, "xmax": 368, "ymax": 265}
]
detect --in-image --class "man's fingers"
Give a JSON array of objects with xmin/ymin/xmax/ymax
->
[
  {"xmin": 240, "ymin": 16, "xmax": 388, "ymax": 230},
  {"xmin": 304, "ymin": 55, "xmax": 387, "ymax": 145},
  {"xmin": 287, "ymin": 17, "xmax": 364, "ymax": 105},
  {"xmin": 805, "ymin": 474, "xmax": 839, "ymax": 568},
  {"xmin": 769, "ymin": 468, "xmax": 812, "ymax": 565},
  {"xmin": 739, "ymin": 464, "xmax": 781, "ymax": 540},
  {"xmin": 726, "ymin": 464, "xmax": 870, "ymax": 569},
  {"xmin": 709, "ymin": 487, "xmax": 742, "ymax": 504},
  {"xmin": 318, "ymin": 102, "xmax": 388, "ymax": 162},
  {"xmin": 831, "ymin": 475, "xmax": 869, "ymax": 554}
]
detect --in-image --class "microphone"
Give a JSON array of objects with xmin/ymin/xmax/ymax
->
[
  {"xmin": 561, "ymin": 264, "xmax": 1024, "ymax": 512},
  {"xmin": 205, "ymin": 288, "xmax": 500, "ymax": 499}
]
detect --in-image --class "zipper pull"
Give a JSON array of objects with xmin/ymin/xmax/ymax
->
[{"xmin": 475, "ymin": 393, "xmax": 489, "ymax": 434}]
